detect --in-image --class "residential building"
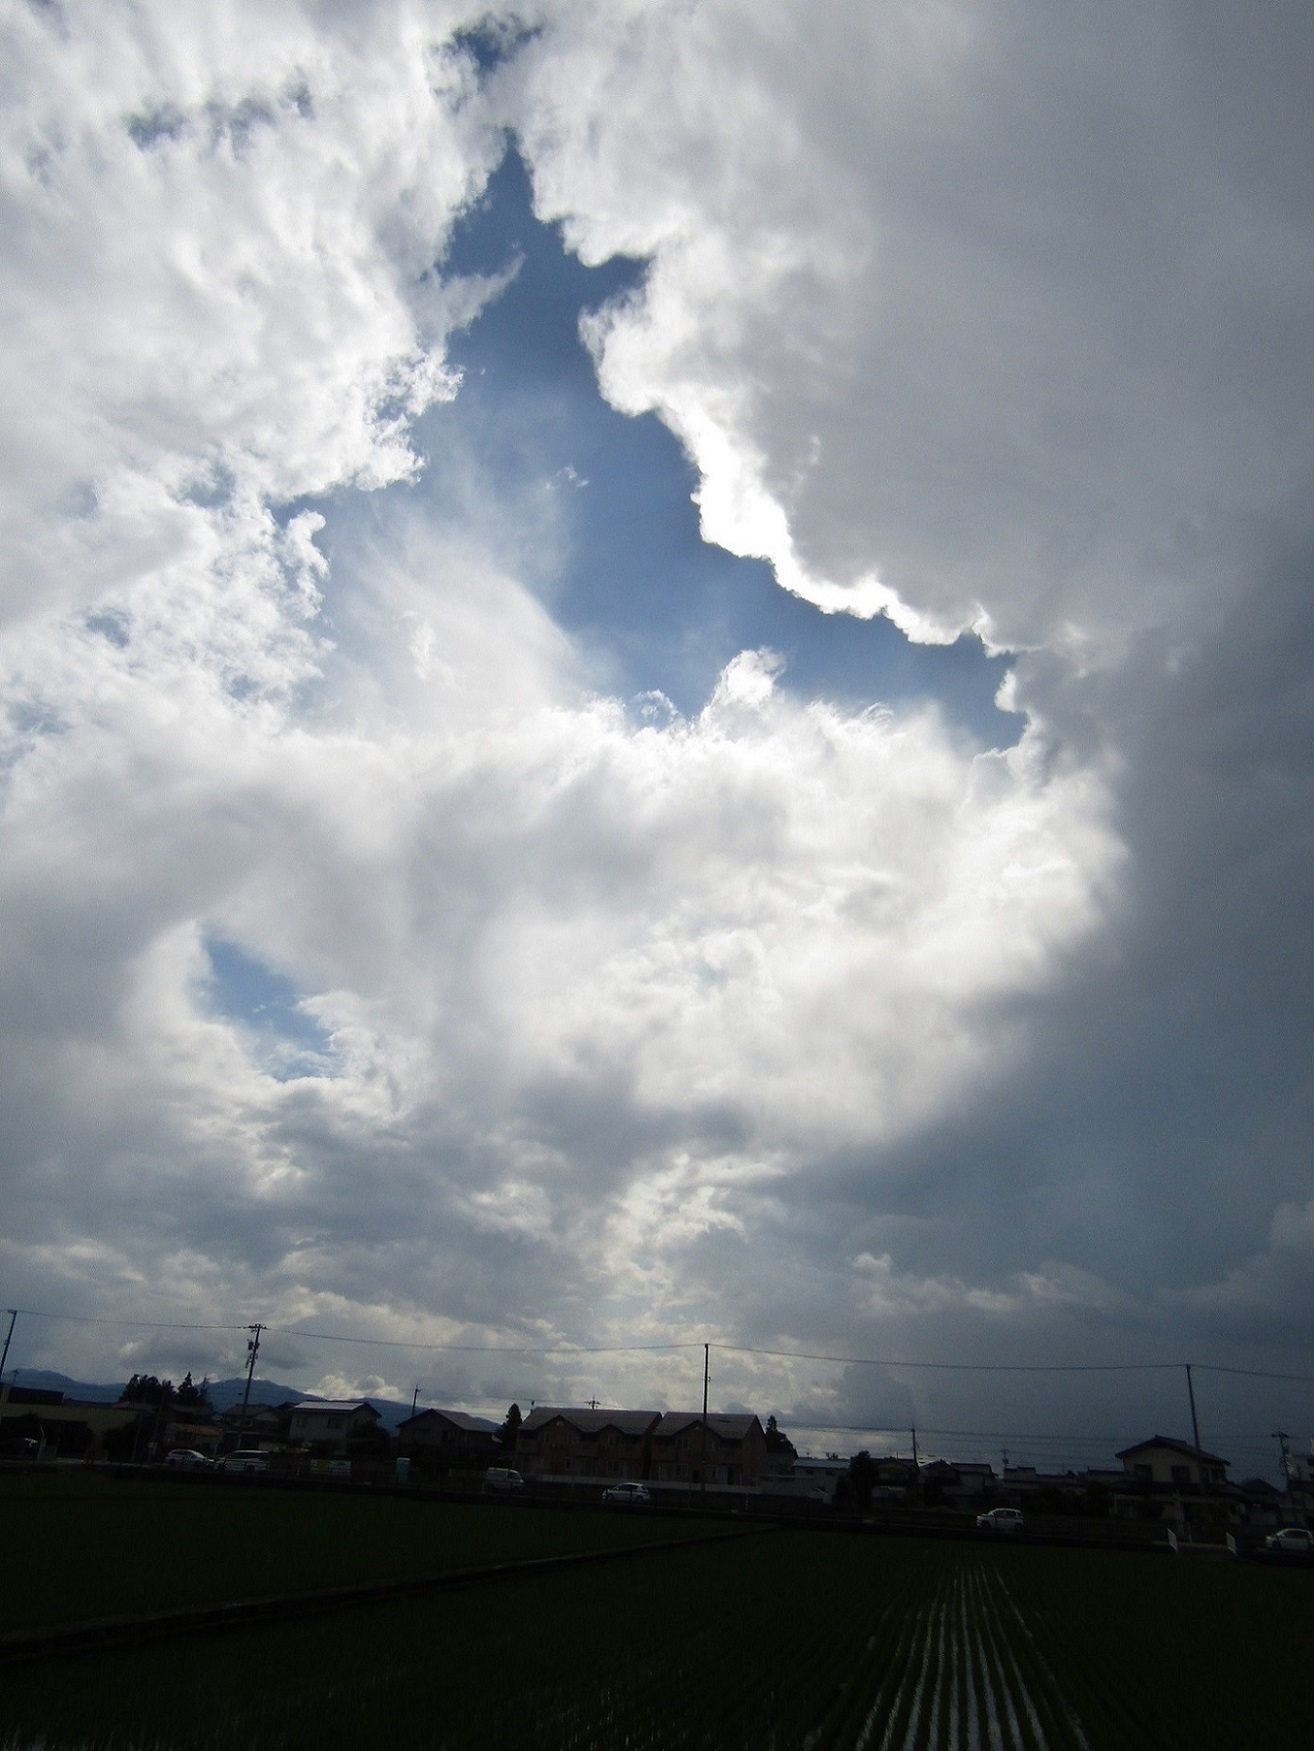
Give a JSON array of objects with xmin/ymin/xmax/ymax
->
[
  {"xmin": 650, "ymin": 1412, "xmax": 767, "ymax": 1487},
  {"xmin": 785, "ymin": 1455, "xmax": 848, "ymax": 1501},
  {"xmin": 220, "ymin": 1402, "xmax": 291, "ymax": 1448},
  {"xmin": 923, "ymin": 1459, "xmax": 996, "ymax": 1504},
  {"xmin": 398, "ymin": 1408, "xmax": 499, "ymax": 1473},
  {"xmin": 1115, "ymin": 1436, "xmax": 1229, "ymax": 1491},
  {"xmin": 287, "ymin": 1400, "xmax": 383, "ymax": 1455},
  {"xmin": 0, "ymin": 1386, "xmax": 150, "ymax": 1460},
  {"xmin": 515, "ymin": 1408, "xmax": 660, "ymax": 1482}
]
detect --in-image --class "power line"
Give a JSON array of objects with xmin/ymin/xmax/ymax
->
[
  {"xmin": 785, "ymin": 1420, "xmax": 1300, "ymax": 1449},
  {"xmin": 5, "ymin": 1304, "xmax": 1313, "ymax": 1385},
  {"xmin": 718, "ymin": 1344, "xmax": 1178, "ymax": 1374},
  {"xmin": 9, "ymin": 1308, "xmax": 248, "ymax": 1332},
  {"xmin": 718, "ymin": 1344, "xmax": 1314, "ymax": 1384},
  {"xmin": 1195, "ymin": 1363, "xmax": 1314, "ymax": 1385},
  {"xmin": 269, "ymin": 1327, "xmax": 705, "ymax": 1356}
]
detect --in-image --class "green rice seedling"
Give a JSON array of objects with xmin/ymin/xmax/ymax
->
[{"xmin": 3, "ymin": 1525, "xmax": 1312, "ymax": 1750}]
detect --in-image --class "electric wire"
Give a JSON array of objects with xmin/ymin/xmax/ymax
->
[{"xmin": 5, "ymin": 1304, "xmax": 1314, "ymax": 1387}]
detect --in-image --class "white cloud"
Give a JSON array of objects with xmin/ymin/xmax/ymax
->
[
  {"xmin": 0, "ymin": 2, "xmax": 1310, "ymax": 1458},
  {"xmin": 512, "ymin": 0, "xmax": 1314, "ymax": 656}
]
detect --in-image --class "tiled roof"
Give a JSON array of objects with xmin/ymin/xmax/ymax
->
[
  {"xmin": 653, "ymin": 1412, "xmax": 761, "ymax": 1441},
  {"xmin": 520, "ymin": 1407, "xmax": 661, "ymax": 1437},
  {"xmin": 289, "ymin": 1400, "xmax": 380, "ymax": 1417},
  {"xmin": 400, "ymin": 1407, "xmax": 499, "ymax": 1434},
  {"xmin": 1115, "ymin": 1434, "xmax": 1227, "ymax": 1465}
]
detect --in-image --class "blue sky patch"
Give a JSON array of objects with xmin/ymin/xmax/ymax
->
[
  {"xmin": 203, "ymin": 937, "xmax": 334, "ymax": 1080},
  {"xmin": 310, "ymin": 149, "xmax": 1017, "ymax": 742}
]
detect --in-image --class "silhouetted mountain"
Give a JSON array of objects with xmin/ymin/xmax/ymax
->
[
  {"xmin": 196, "ymin": 1376, "xmax": 311, "ymax": 1412},
  {"xmin": 5, "ymin": 1369, "xmax": 122, "ymax": 1404},
  {"xmin": 5, "ymin": 1368, "xmax": 416, "ymax": 1431}
]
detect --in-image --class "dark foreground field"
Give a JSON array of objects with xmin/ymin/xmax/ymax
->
[{"xmin": 1, "ymin": 1472, "xmax": 1311, "ymax": 1750}]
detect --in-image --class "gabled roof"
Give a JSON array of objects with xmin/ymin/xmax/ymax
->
[
  {"xmin": 399, "ymin": 1407, "xmax": 499, "ymax": 1434},
  {"xmin": 521, "ymin": 1407, "xmax": 661, "ymax": 1437},
  {"xmin": 653, "ymin": 1412, "xmax": 762, "ymax": 1442},
  {"xmin": 289, "ymin": 1399, "xmax": 380, "ymax": 1419},
  {"xmin": 1115, "ymin": 1434, "xmax": 1228, "ymax": 1465}
]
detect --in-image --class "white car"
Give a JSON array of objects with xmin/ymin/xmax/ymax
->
[
  {"xmin": 602, "ymin": 1481, "xmax": 650, "ymax": 1505},
  {"xmin": 977, "ymin": 1507, "xmax": 1024, "ymax": 1533},
  {"xmin": 164, "ymin": 1448, "xmax": 213, "ymax": 1470},
  {"xmin": 1266, "ymin": 1526, "xmax": 1314, "ymax": 1554},
  {"xmin": 220, "ymin": 1449, "xmax": 268, "ymax": 1474}
]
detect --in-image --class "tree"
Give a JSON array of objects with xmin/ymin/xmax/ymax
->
[
  {"xmin": 102, "ymin": 1418, "xmax": 146, "ymax": 1461},
  {"xmin": 844, "ymin": 1449, "xmax": 876, "ymax": 1510},
  {"xmin": 764, "ymin": 1415, "xmax": 797, "ymax": 1458},
  {"xmin": 346, "ymin": 1423, "xmax": 394, "ymax": 1462},
  {"xmin": 119, "ymin": 1374, "xmax": 175, "ymax": 1407},
  {"xmin": 498, "ymin": 1402, "xmax": 522, "ymax": 1454},
  {"xmin": 175, "ymin": 1372, "xmax": 209, "ymax": 1410}
]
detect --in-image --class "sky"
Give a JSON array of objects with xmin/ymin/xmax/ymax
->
[{"xmin": 1, "ymin": 0, "xmax": 1312, "ymax": 1481}]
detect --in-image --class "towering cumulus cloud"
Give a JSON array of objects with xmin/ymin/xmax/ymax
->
[{"xmin": 0, "ymin": 1, "xmax": 1310, "ymax": 1454}]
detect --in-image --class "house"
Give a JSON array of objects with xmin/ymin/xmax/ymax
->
[
  {"xmin": 0, "ymin": 1389, "xmax": 151, "ymax": 1461},
  {"xmin": 922, "ymin": 1459, "xmax": 996, "ymax": 1504},
  {"xmin": 515, "ymin": 1408, "xmax": 660, "ymax": 1482},
  {"xmin": 287, "ymin": 1400, "xmax": 383, "ymax": 1456},
  {"xmin": 650, "ymin": 1413, "xmax": 767, "ymax": 1488},
  {"xmin": 777, "ymin": 1449, "xmax": 847, "ymax": 1505},
  {"xmin": 1115, "ymin": 1436, "xmax": 1229, "ymax": 1492},
  {"xmin": 162, "ymin": 1416, "xmax": 220, "ymax": 1458},
  {"xmin": 398, "ymin": 1408, "xmax": 499, "ymax": 1473},
  {"xmin": 220, "ymin": 1402, "xmax": 291, "ymax": 1447}
]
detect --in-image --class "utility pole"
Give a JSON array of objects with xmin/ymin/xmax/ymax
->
[
  {"xmin": 701, "ymin": 1342, "xmax": 710, "ymax": 1512},
  {"xmin": 235, "ymin": 1323, "xmax": 263, "ymax": 1449},
  {"xmin": 1273, "ymin": 1430, "xmax": 1292, "ymax": 1491},
  {"xmin": 0, "ymin": 1310, "xmax": 15, "ymax": 1412},
  {"xmin": 149, "ymin": 1379, "xmax": 172, "ymax": 1464},
  {"xmin": 1185, "ymin": 1363, "xmax": 1203, "ymax": 1454}
]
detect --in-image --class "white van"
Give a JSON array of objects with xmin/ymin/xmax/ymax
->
[{"xmin": 483, "ymin": 1466, "xmax": 525, "ymax": 1493}]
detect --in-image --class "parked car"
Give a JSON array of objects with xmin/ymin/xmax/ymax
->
[
  {"xmin": 220, "ymin": 1449, "xmax": 268, "ymax": 1474},
  {"xmin": 602, "ymin": 1481, "xmax": 650, "ymax": 1505},
  {"xmin": 1265, "ymin": 1526, "xmax": 1314, "ymax": 1554},
  {"xmin": 976, "ymin": 1507, "xmax": 1024, "ymax": 1533},
  {"xmin": 0, "ymin": 1435, "xmax": 39, "ymax": 1458},
  {"xmin": 164, "ymin": 1448, "xmax": 213, "ymax": 1470},
  {"xmin": 483, "ymin": 1466, "xmax": 525, "ymax": 1493}
]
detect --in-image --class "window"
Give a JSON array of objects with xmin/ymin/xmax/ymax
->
[
  {"xmin": 1171, "ymin": 1465, "xmax": 1190, "ymax": 1486},
  {"xmin": 1134, "ymin": 1464, "xmax": 1151, "ymax": 1481}
]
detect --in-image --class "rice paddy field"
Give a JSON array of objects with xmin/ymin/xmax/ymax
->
[{"xmin": 2, "ymin": 1470, "xmax": 1311, "ymax": 1750}]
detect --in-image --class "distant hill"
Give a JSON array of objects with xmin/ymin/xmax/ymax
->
[
  {"xmin": 6, "ymin": 1369, "xmax": 123, "ymax": 1404},
  {"xmin": 6, "ymin": 1369, "xmax": 419, "ymax": 1433},
  {"xmin": 5, "ymin": 1369, "xmax": 310, "ymax": 1411},
  {"xmin": 197, "ymin": 1376, "xmax": 314, "ymax": 1413},
  {"xmin": 205, "ymin": 1379, "xmax": 419, "ymax": 1431}
]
